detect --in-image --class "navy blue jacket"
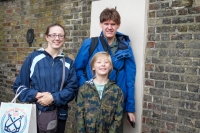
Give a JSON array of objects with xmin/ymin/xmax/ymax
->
[
  {"xmin": 13, "ymin": 48, "xmax": 78, "ymax": 120},
  {"xmin": 74, "ymin": 32, "xmax": 136, "ymax": 112}
]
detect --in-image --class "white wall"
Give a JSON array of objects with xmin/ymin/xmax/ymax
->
[{"xmin": 90, "ymin": 0, "xmax": 147, "ymax": 132}]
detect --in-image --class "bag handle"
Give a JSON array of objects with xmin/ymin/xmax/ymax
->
[
  {"xmin": 60, "ymin": 57, "xmax": 65, "ymax": 91},
  {"xmin": 11, "ymin": 86, "xmax": 27, "ymax": 103}
]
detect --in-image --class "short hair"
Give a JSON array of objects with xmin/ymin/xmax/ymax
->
[
  {"xmin": 100, "ymin": 8, "xmax": 121, "ymax": 25},
  {"xmin": 90, "ymin": 52, "xmax": 113, "ymax": 75},
  {"xmin": 45, "ymin": 23, "xmax": 66, "ymax": 37}
]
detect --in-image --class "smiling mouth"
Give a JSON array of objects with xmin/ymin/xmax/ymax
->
[
  {"xmin": 53, "ymin": 41, "xmax": 61, "ymax": 45},
  {"xmin": 99, "ymin": 68, "xmax": 107, "ymax": 71}
]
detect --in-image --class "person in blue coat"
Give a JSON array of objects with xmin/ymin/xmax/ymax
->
[
  {"xmin": 13, "ymin": 23, "xmax": 78, "ymax": 133},
  {"xmin": 74, "ymin": 8, "xmax": 136, "ymax": 130}
]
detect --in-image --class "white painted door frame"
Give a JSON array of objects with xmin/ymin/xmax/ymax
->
[{"xmin": 90, "ymin": 1, "xmax": 148, "ymax": 132}]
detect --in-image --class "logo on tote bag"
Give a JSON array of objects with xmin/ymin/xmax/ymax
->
[{"xmin": 1, "ymin": 107, "xmax": 27, "ymax": 133}]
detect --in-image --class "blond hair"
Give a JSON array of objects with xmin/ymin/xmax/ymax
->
[{"xmin": 90, "ymin": 52, "xmax": 113, "ymax": 75}]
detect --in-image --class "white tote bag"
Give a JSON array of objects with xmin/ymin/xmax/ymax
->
[{"xmin": 0, "ymin": 86, "xmax": 37, "ymax": 133}]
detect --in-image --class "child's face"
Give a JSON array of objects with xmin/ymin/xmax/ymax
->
[{"xmin": 92, "ymin": 55, "xmax": 112, "ymax": 76}]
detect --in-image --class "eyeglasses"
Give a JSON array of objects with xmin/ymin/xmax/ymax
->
[{"xmin": 48, "ymin": 34, "xmax": 65, "ymax": 39}]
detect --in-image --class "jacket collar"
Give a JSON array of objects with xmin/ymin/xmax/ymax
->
[
  {"xmin": 100, "ymin": 31, "xmax": 130, "ymax": 43},
  {"xmin": 37, "ymin": 48, "xmax": 64, "ymax": 57},
  {"xmin": 86, "ymin": 78, "xmax": 116, "ymax": 88}
]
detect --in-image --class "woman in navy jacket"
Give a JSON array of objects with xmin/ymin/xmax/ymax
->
[{"xmin": 13, "ymin": 23, "xmax": 78, "ymax": 133}]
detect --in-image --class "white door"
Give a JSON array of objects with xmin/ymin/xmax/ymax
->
[{"xmin": 90, "ymin": 0, "xmax": 147, "ymax": 132}]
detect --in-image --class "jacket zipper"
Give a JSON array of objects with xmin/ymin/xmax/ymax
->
[{"xmin": 96, "ymin": 84, "xmax": 110, "ymax": 132}]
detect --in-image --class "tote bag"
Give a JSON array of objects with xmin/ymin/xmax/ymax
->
[{"xmin": 0, "ymin": 86, "xmax": 37, "ymax": 133}]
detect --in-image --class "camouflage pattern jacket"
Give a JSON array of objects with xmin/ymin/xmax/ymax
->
[{"xmin": 76, "ymin": 79, "xmax": 124, "ymax": 133}]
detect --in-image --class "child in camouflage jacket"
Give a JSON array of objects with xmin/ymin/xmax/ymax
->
[{"xmin": 76, "ymin": 52, "xmax": 124, "ymax": 133}]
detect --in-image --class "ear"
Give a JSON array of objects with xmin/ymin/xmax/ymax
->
[
  {"xmin": 109, "ymin": 66, "xmax": 112, "ymax": 71},
  {"xmin": 45, "ymin": 35, "xmax": 49, "ymax": 41},
  {"xmin": 100, "ymin": 23, "xmax": 103, "ymax": 28},
  {"xmin": 116, "ymin": 24, "xmax": 120, "ymax": 30}
]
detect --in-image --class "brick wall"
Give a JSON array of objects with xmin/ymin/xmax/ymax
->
[
  {"xmin": 0, "ymin": 0, "xmax": 93, "ymax": 132},
  {"xmin": 1, "ymin": 0, "xmax": 200, "ymax": 133},
  {"xmin": 143, "ymin": 0, "xmax": 200, "ymax": 132}
]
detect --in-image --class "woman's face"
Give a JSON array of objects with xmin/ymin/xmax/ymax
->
[{"xmin": 45, "ymin": 26, "xmax": 65, "ymax": 50}]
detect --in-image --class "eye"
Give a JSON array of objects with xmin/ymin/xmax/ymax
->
[
  {"xmin": 104, "ymin": 59, "xmax": 109, "ymax": 63},
  {"xmin": 52, "ymin": 34, "xmax": 57, "ymax": 38},
  {"xmin": 58, "ymin": 35, "xmax": 64, "ymax": 38}
]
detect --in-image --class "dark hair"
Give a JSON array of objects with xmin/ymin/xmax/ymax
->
[
  {"xmin": 100, "ymin": 8, "xmax": 121, "ymax": 25},
  {"xmin": 45, "ymin": 23, "xmax": 66, "ymax": 36}
]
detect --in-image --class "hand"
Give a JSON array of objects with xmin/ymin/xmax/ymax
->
[
  {"xmin": 37, "ymin": 92, "xmax": 54, "ymax": 106},
  {"xmin": 127, "ymin": 114, "xmax": 135, "ymax": 128},
  {"xmin": 127, "ymin": 112, "xmax": 136, "ymax": 123},
  {"xmin": 35, "ymin": 92, "xmax": 43, "ymax": 99}
]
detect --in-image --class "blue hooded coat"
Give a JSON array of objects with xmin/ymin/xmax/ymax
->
[
  {"xmin": 13, "ymin": 48, "xmax": 78, "ymax": 120},
  {"xmin": 74, "ymin": 32, "xmax": 136, "ymax": 112}
]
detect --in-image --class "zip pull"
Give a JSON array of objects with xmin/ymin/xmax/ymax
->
[
  {"xmin": 39, "ymin": 110, "xmax": 41, "ymax": 115},
  {"xmin": 52, "ymin": 61, "xmax": 54, "ymax": 66}
]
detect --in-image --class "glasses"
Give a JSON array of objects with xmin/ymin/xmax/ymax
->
[{"xmin": 48, "ymin": 34, "xmax": 65, "ymax": 39}]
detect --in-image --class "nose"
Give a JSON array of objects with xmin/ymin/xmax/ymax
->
[
  {"xmin": 55, "ymin": 35, "xmax": 59, "ymax": 39},
  {"xmin": 101, "ymin": 62, "xmax": 105, "ymax": 66},
  {"xmin": 108, "ymin": 24, "xmax": 112, "ymax": 29}
]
